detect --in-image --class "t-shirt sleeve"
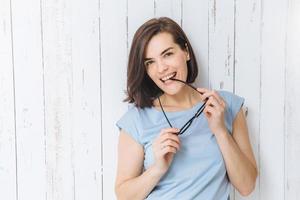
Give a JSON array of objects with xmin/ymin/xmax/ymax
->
[
  {"xmin": 116, "ymin": 105, "xmax": 141, "ymax": 145},
  {"xmin": 230, "ymin": 93, "xmax": 245, "ymax": 121},
  {"xmin": 218, "ymin": 90, "xmax": 245, "ymax": 134}
]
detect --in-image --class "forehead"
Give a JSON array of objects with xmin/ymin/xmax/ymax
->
[{"xmin": 145, "ymin": 32, "xmax": 175, "ymax": 58}]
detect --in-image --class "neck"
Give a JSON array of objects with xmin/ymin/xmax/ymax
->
[{"xmin": 160, "ymin": 85, "xmax": 201, "ymax": 109}]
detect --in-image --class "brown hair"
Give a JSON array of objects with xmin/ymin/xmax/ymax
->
[{"xmin": 124, "ymin": 17, "xmax": 198, "ymax": 108}]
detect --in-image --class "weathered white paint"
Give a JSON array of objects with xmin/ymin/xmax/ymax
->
[
  {"xmin": 128, "ymin": 0, "xmax": 155, "ymax": 52},
  {"xmin": 0, "ymin": 0, "xmax": 17, "ymax": 199},
  {"xmin": 0, "ymin": 0, "xmax": 300, "ymax": 200},
  {"xmin": 100, "ymin": 0, "xmax": 127, "ymax": 198},
  {"xmin": 154, "ymin": 0, "xmax": 182, "ymax": 25},
  {"xmin": 260, "ymin": 0, "xmax": 287, "ymax": 199},
  {"xmin": 208, "ymin": 0, "xmax": 235, "ymax": 91},
  {"xmin": 11, "ymin": 0, "xmax": 46, "ymax": 199},
  {"xmin": 285, "ymin": 0, "xmax": 300, "ymax": 199},
  {"xmin": 41, "ymin": 0, "xmax": 102, "ymax": 199},
  {"xmin": 42, "ymin": 0, "xmax": 79, "ymax": 199},
  {"xmin": 69, "ymin": 0, "xmax": 102, "ymax": 199},
  {"xmin": 234, "ymin": 0, "xmax": 261, "ymax": 199},
  {"xmin": 182, "ymin": 0, "xmax": 209, "ymax": 89}
]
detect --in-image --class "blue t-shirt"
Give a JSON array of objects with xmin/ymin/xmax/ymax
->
[{"xmin": 116, "ymin": 90, "xmax": 244, "ymax": 200}]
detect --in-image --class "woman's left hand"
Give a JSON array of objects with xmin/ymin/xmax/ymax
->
[{"xmin": 197, "ymin": 88, "xmax": 227, "ymax": 136}]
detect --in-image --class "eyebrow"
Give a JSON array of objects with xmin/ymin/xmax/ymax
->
[{"xmin": 144, "ymin": 47, "xmax": 174, "ymax": 61}]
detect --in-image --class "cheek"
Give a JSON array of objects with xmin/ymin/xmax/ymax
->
[
  {"xmin": 146, "ymin": 69, "xmax": 160, "ymax": 85},
  {"xmin": 146, "ymin": 68, "xmax": 154, "ymax": 80},
  {"xmin": 170, "ymin": 54, "xmax": 188, "ymax": 68},
  {"xmin": 174, "ymin": 57, "xmax": 188, "ymax": 74}
]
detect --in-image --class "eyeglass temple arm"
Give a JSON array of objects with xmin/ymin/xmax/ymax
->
[
  {"xmin": 170, "ymin": 77, "xmax": 209, "ymax": 102},
  {"xmin": 169, "ymin": 78, "xmax": 203, "ymax": 94}
]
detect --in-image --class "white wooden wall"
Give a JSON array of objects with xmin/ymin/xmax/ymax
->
[{"xmin": 0, "ymin": 0, "xmax": 299, "ymax": 199}]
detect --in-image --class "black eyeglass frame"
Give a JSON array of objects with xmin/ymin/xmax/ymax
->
[{"xmin": 158, "ymin": 78, "xmax": 208, "ymax": 135}]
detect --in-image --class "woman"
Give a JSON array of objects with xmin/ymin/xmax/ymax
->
[{"xmin": 115, "ymin": 17, "xmax": 257, "ymax": 200}]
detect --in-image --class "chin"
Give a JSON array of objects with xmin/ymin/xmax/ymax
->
[
  {"xmin": 161, "ymin": 86, "xmax": 183, "ymax": 96},
  {"xmin": 156, "ymin": 78, "xmax": 185, "ymax": 95}
]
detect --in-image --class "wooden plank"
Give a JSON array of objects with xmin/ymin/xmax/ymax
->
[
  {"xmin": 208, "ymin": 0, "xmax": 235, "ymax": 91},
  {"xmin": 208, "ymin": 0, "xmax": 235, "ymax": 198},
  {"xmin": 10, "ymin": 0, "xmax": 46, "ymax": 199},
  {"xmin": 42, "ymin": 1, "xmax": 74, "ymax": 198},
  {"xmin": 234, "ymin": 0, "xmax": 261, "ymax": 199},
  {"xmin": 260, "ymin": 0, "xmax": 287, "ymax": 199},
  {"xmin": 127, "ymin": 0, "xmax": 155, "ymax": 51},
  {"xmin": 68, "ymin": 0, "xmax": 102, "ymax": 199},
  {"xmin": 154, "ymin": 0, "xmax": 181, "ymax": 25},
  {"xmin": 182, "ymin": 0, "xmax": 209, "ymax": 88},
  {"xmin": 0, "ymin": 0, "xmax": 17, "ymax": 199},
  {"xmin": 285, "ymin": 0, "xmax": 300, "ymax": 199},
  {"xmin": 42, "ymin": 0, "xmax": 102, "ymax": 198},
  {"xmin": 100, "ymin": 0, "xmax": 128, "ymax": 199}
]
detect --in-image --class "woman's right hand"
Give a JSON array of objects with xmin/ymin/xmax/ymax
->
[{"xmin": 152, "ymin": 128, "xmax": 181, "ymax": 174}]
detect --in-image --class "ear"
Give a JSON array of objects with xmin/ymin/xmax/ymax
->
[
  {"xmin": 185, "ymin": 43, "xmax": 190, "ymax": 61},
  {"xmin": 186, "ymin": 53, "xmax": 190, "ymax": 61}
]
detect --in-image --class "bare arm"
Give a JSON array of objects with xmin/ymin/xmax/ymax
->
[
  {"xmin": 214, "ymin": 108, "xmax": 258, "ymax": 196},
  {"xmin": 197, "ymin": 88, "xmax": 258, "ymax": 196},
  {"xmin": 115, "ymin": 128, "xmax": 180, "ymax": 200},
  {"xmin": 115, "ymin": 130, "xmax": 162, "ymax": 200}
]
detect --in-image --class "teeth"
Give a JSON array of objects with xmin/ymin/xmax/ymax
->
[{"xmin": 161, "ymin": 72, "xmax": 176, "ymax": 81}]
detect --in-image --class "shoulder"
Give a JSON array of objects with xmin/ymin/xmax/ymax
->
[
  {"xmin": 217, "ymin": 89, "xmax": 245, "ymax": 120},
  {"xmin": 118, "ymin": 104, "xmax": 143, "ymax": 125},
  {"xmin": 116, "ymin": 104, "xmax": 144, "ymax": 144},
  {"xmin": 125, "ymin": 104, "xmax": 140, "ymax": 116},
  {"xmin": 214, "ymin": 90, "xmax": 244, "ymax": 134},
  {"xmin": 217, "ymin": 90, "xmax": 235, "ymax": 101},
  {"xmin": 217, "ymin": 90, "xmax": 244, "ymax": 106}
]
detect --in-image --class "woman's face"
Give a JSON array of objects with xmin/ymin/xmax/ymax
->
[{"xmin": 144, "ymin": 32, "xmax": 190, "ymax": 95}]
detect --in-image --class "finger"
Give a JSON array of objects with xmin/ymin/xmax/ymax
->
[
  {"xmin": 160, "ymin": 133, "xmax": 181, "ymax": 146},
  {"xmin": 160, "ymin": 127, "xmax": 180, "ymax": 135},
  {"xmin": 154, "ymin": 130, "xmax": 179, "ymax": 147},
  {"xmin": 162, "ymin": 146, "xmax": 177, "ymax": 154},
  {"xmin": 196, "ymin": 87, "xmax": 209, "ymax": 95},
  {"xmin": 204, "ymin": 105, "xmax": 216, "ymax": 117},
  {"xmin": 197, "ymin": 87, "xmax": 209, "ymax": 93},
  {"xmin": 207, "ymin": 96, "xmax": 221, "ymax": 108},
  {"xmin": 208, "ymin": 96, "xmax": 226, "ymax": 112},
  {"xmin": 161, "ymin": 139, "xmax": 180, "ymax": 151},
  {"xmin": 210, "ymin": 90, "xmax": 226, "ymax": 106},
  {"xmin": 161, "ymin": 139, "xmax": 181, "ymax": 150},
  {"xmin": 202, "ymin": 90, "xmax": 223, "ymax": 106},
  {"xmin": 205, "ymin": 102, "xmax": 224, "ymax": 118},
  {"xmin": 197, "ymin": 88, "xmax": 210, "ymax": 101},
  {"xmin": 201, "ymin": 91, "xmax": 214, "ymax": 102}
]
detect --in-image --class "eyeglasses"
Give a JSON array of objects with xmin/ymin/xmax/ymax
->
[{"xmin": 158, "ymin": 78, "xmax": 207, "ymax": 135}]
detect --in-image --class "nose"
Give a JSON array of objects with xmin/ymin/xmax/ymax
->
[{"xmin": 156, "ymin": 58, "xmax": 168, "ymax": 73}]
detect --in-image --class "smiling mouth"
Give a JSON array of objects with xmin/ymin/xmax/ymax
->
[{"xmin": 160, "ymin": 72, "xmax": 177, "ymax": 83}]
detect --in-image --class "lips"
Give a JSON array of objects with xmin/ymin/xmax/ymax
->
[{"xmin": 160, "ymin": 72, "xmax": 177, "ymax": 83}]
